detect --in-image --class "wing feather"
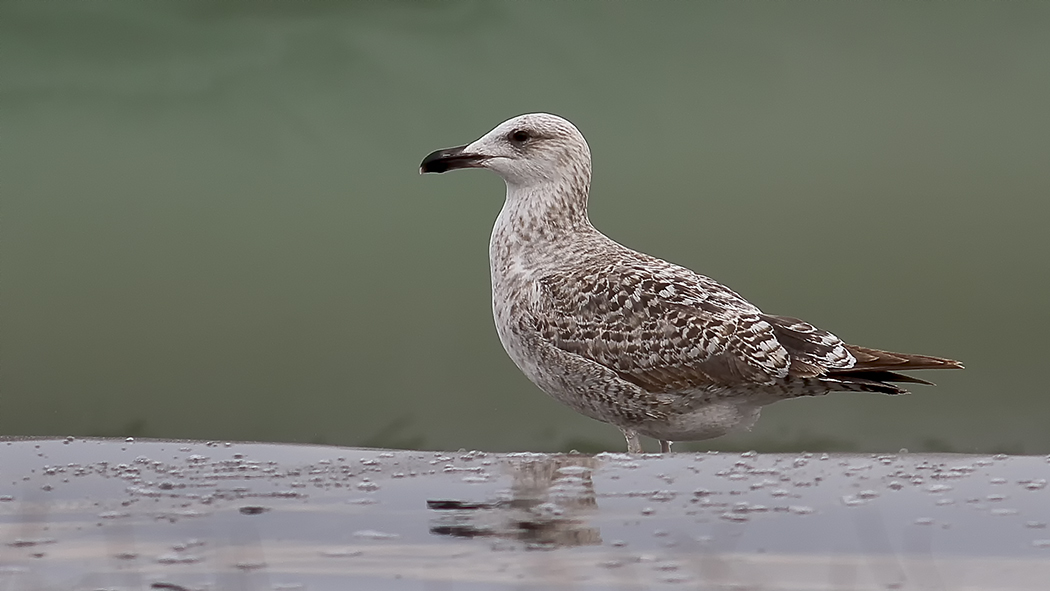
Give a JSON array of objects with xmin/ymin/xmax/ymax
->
[
  {"xmin": 523, "ymin": 244, "xmax": 961, "ymax": 398},
  {"xmin": 532, "ymin": 254, "xmax": 791, "ymax": 393},
  {"xmin": 760, "ymin": 314, "xmax": 855, "ymax": 377}
]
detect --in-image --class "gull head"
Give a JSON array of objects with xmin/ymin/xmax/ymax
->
[{"xmin": 420, "ymin": 113, "xmax": 591, "ymax": 189}]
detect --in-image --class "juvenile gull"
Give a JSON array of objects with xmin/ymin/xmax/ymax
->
[{"xmin": 421, "ymin": 113, "xmax": 962, "ymax": 453}]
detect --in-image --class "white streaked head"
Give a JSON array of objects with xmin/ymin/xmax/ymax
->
[{"xmin": 421, "ymin": 113, "xmax": 591, "ymax": 190}]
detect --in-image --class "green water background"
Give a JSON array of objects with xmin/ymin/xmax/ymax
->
[{"xmin": 3, "ymin": 2, "xmax": 1048, "ymax": 453}]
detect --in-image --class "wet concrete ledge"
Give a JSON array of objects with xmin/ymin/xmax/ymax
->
[{"xmin": 0, "ymin": 437, "xmax": 1047, "ymax": 590}]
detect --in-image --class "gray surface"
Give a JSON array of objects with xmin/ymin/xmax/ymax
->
[{"xmin": 1, "ymin": 438, "xmax": 1048, "ymax": 590}]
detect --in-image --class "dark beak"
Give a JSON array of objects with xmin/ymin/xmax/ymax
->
[{"xmin": 420, "ymin": 145, "xmax": 488, "ymax": 174}]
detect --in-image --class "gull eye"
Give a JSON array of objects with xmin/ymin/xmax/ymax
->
[{"xmin": 509, "ymin": 129, "xmax": 530, "ymax": 143}]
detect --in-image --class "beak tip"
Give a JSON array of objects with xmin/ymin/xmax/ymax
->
[
  {"xmin": 419, "ymin": 161, "xmax": 449, "ymax": 174},
  {"xmin": 420, "ymin": 144, "xmax": 479, "ymax": 175}
]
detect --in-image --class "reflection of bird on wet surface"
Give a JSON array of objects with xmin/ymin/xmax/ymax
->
[
  {"xmin": 428, "ymin": 456, "xmax": 600, "ymax": 549},
  {"xmin": 422, "ymin": 113, "xmax": 963, "ymax": 454}
]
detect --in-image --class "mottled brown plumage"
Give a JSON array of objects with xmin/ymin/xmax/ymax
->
[{"xmin": 421, "ymin": 113, "xmax": 962, "ymax": 453}]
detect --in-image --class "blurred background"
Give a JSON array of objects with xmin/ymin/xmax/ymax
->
[{"xmin": 2, "ymin": 2, "xmax": 1047, "ymax": 454}]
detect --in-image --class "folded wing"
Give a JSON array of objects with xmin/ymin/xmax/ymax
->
[{"xmin": 533, "ymin": 257, "xmax": 961, "ymax": 396}]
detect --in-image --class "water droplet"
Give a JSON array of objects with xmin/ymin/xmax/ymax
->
[
  {"xmin": 1031, "ymin": 539, "xmax": 1050, "ymax": 548},
  {"xmin": 356, "ymin": 480, "xmax": 380, "ymax": 492},
  {"xmin": 841, "ymin": 495, "xmax": 866, "ymax": 506},
  {"xmin": 352, "ymin": 529, "xmax": 399, "ymax": 540},
  {"xmin": 321, "ymin": 548, "xmax": 363, "ymax": 557},
  {"xmin": 9, "ymin": 538, "xmax": 56, "ymax": 548},
  {"xmin": 991, "ymin": 508, "xmax": 1018, "ymax": 516},
  {"xmin": 888, "ymin": 481, "xmax": 904, "ymax": 490},
  {"xmin": 532, "ymin": 502, "xmax": 564, "ymax": 518},
  {"xmin": 650, "ymin": 490, "xmax": 675, "ymax": 502},
  {"xmin": 926, "ymin": 484, "xmax": 953, "ymax": 493},
  {"xmin": 156, "ymin": 553, "xmax": 202, "ymax": 564},
  {"xmin": 914, "ymin": 517, "xmax": 934, "ymax": 525},
  {"xmin": 99, "ymin": 511, "xmax": 129, "ymax": 519}
]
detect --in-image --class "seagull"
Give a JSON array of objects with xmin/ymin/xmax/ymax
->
[{"xmin": 420, "ymin": 113, "xmax": 962, "ymax": 454}]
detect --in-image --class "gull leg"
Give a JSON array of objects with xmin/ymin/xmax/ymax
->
[
  {"xmin": 621, "ymin": 428, "xmax": 642, "ymax": 453},
  {"xmin": 660, "ymin": 440, "xmax": 672, "ymax": 454}
]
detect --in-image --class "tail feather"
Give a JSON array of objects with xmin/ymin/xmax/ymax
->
[
  {"xmin": 833, "ymin": 369, "xmax": 936, "ymax": 386},
  {"xmin": 821, "ymin": 345, "xmax": 962, "ymax": 395},
  {"xmin": 844, "ymin": 344, "xmax": 964, "ymax": 371},
  {"xmin": 822, "ymin": 376, "xmax": 909, "ymax": 396}
]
